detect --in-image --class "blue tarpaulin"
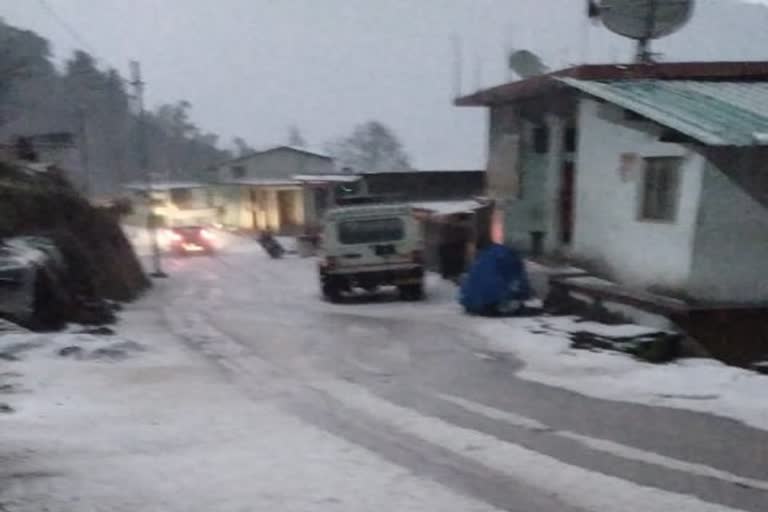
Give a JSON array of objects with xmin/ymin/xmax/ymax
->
[{"xmin": 459, "ymin": 243, "xmax": 531, "ymax": 315}]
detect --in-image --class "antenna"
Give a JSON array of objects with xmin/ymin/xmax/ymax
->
[
  {"xmin": 594, "ymin": 0, "xmax": 695, "ymax": 63},
  {"xmin": 451, "ymin": 34, "xmax": 463, "ymax": 96},
  {"xmin": 473, "ymin": 53, "xmax": 483, "ymax": 89}
]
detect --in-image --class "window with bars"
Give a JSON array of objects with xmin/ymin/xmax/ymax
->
[{"xmin": 638, "ymin": 157, "xmax": 681, "ymax": 222}]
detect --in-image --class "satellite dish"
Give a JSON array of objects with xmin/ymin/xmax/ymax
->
[
  {"xmin": 507, "ymin": 49, "xmax": 549, "ymax": 79},
  {"xmin": 597, "ymin": 0, "xmax": 695, "ymax": 62}
]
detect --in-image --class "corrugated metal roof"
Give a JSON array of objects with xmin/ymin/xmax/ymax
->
[
  {"xmin": 559, "ymin": 78, "xmax": 768, "ymax": 146},
  {"xmin": 124, "ymin": 181, "xmax": 206, "ymax": 191},
  {"xmin": 455, "ymin": 61, "xmax": 768, "ymax": 106},
  {"xmin": 293, "ymin": 174, "xmax": 360, "ymax": 183}
]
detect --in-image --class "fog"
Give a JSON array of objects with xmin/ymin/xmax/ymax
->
[{"xmin": 3, "ymin": 0, "xmax": 768, "ymax": 169}]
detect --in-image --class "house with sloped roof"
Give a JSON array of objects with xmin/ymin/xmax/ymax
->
[
  {"xmin": 212, "ymin": 145, "xmax": 336, "ymax": 233},
  {"xmin": 456, "ymin": 61, "xmax": 768, "ymax": 305}
]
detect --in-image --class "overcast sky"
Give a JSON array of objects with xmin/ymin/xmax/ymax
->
[{"xmin": 3, "ymin": 0, "xmax": 768, "ymax": 169}]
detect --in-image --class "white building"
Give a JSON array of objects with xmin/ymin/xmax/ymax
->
[
  {"xmin": 457, "ymin": 62, "xmax": 768, "ymax": 304},
  {"xmin": 212, "ymin": 145, "xmax": 336, "ymax": 233}
]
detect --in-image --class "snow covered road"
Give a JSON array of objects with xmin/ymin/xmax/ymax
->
[{"xmin": 2, "ymin": 237, "xmax": 767, "ymax": 511}]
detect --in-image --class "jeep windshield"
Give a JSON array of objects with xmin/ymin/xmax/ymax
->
[{"xmin": 338, "ymin": 218, "xmax": 404, "ymax": 245}]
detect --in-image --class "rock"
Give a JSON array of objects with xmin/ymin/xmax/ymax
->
[
  {"xmin": 751, "ymin": 361, "xmax": 768, "ymax": 375},
  {"xmin": 110, "ymin": 340, "xmax": 145, "ymax": 352},
  {"xmin": 58, "ymin": 345, "xmax": 83, "ymax": 358},
  {"xmin": 88, "ymin": 347, "xmax": 128, "ymax": 361},
  {"xmin": 77, "ymin": 326, "xmax": 115, "ymax": 336},
  {"xmin": 0, "ymin": 352, "xmax": 19, "ymax": 362},
  {"xmin": 569, "ymin": 330, "xmax": 681, "ymax": 363},
  {"xmin": 0, "ymin": 161, "xmax": 149, "ymax": 330},
  {"xmin": 623, "ymin": 334, "xmax": 681, "ymax": 363},
  {"xmin": 0, "ymin": 403, "xmax": 14, "ymax": 413},
  {"xmin": 0, "ymin": 383, "xmax": 17, "ymax": 393}
]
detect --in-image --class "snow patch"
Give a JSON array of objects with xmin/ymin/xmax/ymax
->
[{"xmin": 477, "ymin": 318, "xmax": 768, "ymax": 430}]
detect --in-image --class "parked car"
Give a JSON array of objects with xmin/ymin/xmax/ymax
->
[{"xmin": 318, "ymin": 203, "xmax": 424, "ymax": 302}]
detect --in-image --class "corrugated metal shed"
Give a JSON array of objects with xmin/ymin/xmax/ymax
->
[{"xmin": 559, "ymin": 78, "xmax": 768, "ymax": 146}]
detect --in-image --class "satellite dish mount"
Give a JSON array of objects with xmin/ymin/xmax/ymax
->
[{"xmin": 594, "ymin": 0, "xmax": 695, "ymax": 63}]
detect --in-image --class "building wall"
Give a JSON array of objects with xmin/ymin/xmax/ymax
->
[
  {"xmin": 688, "ymin": 158, "xmax": 768, "ymax": 303},
  {"xmin": 490, "ymin": 107, "xmax": 566, "ymax": 253},
  {"xmin": 363, "ymin": 171, "xmax": 484, "ymax": 201},
  {"xmin": 218, "ymin": 148, "xmax": 333, "ymax": 181},
  {"xmin": 571, "ymin": 99, "xmax": 704, "ymax": 293},
  {"xmin": 500, "ymin": 141, "xmax": 549, "ymax": 250}
]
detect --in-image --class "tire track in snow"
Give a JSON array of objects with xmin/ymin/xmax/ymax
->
[{"xmin": 437, "ymin": 394, "xmax": 768, "ymax": 493}]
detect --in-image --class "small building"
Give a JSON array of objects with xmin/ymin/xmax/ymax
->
[
  {"xmin": 360, "ymin": 169, "xmax": 485, "ymax": 201},
  {"xmin": 293, "ymin": 174, "xmax": 366, "ymax": 234},
  {"xmin": 456, "ymin": 61, "xmax": 768, "ymax": 305},
  {"xmin": 123, "ymin": 181, "xmax": 217, "ymax": 228},
  {"xmin": 352, "ymin": 169, "xmax": 488, "ymax": 277},
  {"xmin": 213, "ymin": 145, "xmax": 335, "ymax": 233}
]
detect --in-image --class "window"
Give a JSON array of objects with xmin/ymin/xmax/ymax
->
[
  {"xmin": 338, "ymin": 218, "xmax": 404, "ymax": 244},
  {"xmin": 639, "ymin": 157, "xmax": 681, "ymax": 222},
  {"xmin": 231, "ymin": 165, "xmax": 246, "ymax": 179},
  {"xmin": 564, "ymin": 126, "xmax": 577, "ymax": 153}
]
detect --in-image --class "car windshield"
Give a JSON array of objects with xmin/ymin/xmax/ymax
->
[{"xmin": 338, "ymin": 217, "xmax": 404, "ymax": 244}]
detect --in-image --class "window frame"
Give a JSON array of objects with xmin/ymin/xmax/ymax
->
[
  {"xmin": 637, "ymin": 156, "xmax": 682, "ymax": 223},
  {"xmin": 337, "ymin": 217, "xmax": 405, "ymax": 245}
]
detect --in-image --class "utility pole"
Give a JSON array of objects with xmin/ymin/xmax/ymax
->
[
  {"xmin": 76, "ymin": 105, "xmax": 91, "ymax": 199},
  {"xmin": 129, "ymin": 60, "xmax": 167, "ymax": 278}
]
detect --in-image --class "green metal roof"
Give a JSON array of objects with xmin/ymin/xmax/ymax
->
[{"xmin": 558, "ymin": 78, "xmax": 768, "ymax": 146}]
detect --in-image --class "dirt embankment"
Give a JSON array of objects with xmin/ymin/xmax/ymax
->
[{"xmin": 0, "ymin": 161, "xmax": 149, "ymax": 328}]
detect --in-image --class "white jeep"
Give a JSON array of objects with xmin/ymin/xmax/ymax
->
[{"xmin": 318, "ymin": 204, "xmax": 425, "ymax": 302}]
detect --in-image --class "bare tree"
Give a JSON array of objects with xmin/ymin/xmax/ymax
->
[
  {"xmin": 232, "ymin": 136, "xmax": 255, "ymax": 157},
  {"xmin": 326, "ymin": 121, "xmax": 411, "ymax": 173}
]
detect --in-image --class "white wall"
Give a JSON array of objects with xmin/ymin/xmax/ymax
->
[
  {"xmin": 572, "ymin": 99, "xmax": 704, "ymax": 293},
  {"xmin": 688, "ymin": 159, "xmax": 768, "ymax": 303},
  {"xmin": 218, "ymin": 149, "xmax": 333, "ymax": 181}
]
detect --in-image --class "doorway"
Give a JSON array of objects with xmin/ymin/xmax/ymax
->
[
  {"xmin": 559, "ymin": 161, "xmax": 575, "ymax": 245},
  {"xmin": 277, "ymin": 190, "xmax": 297, "ymax": 232}
]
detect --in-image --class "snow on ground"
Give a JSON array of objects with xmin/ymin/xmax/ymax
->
[
  {"xmin": 314, "ymin": 378, "xmax": 747, "ymax": 512},
  {"xmin": 475, "ymin": 316, "xmax": 768, "ymax": 431},
  {"xmin": 0, "ymin": 303, "xmax": 499, "ymax": 512}
]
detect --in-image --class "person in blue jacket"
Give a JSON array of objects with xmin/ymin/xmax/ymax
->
[{"xmin": 459, "ymin": 242, "xmax": 531, "ymax": 316}]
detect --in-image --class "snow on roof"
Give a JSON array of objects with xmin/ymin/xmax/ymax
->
[
  {"xmin": 224, "ymin": 178, "xmax": 299, "ymax": 187},
  {"xmin": 124, "ymin": 181, "xmax": 206, "ymax": 191},
  {"xmin": 356, "ymin": 169, "xmax": 482, "ymax": 175},
  {"xmin": 278, "ymin": 145, "xmax": 332, "ymax": 158},
  {"xmin": 224, "ymin": 145, "xmax": 332, "ymax": 165},
  {"xmin": 410, "ymin": 199, "xmax": 486, "ymax": 216},
  {"xmin": 326, "ymin": 203, "xmax": 412, "ymax": 219},
  {"xmin": 293, "ymin": 174, "xmax": 360, "ymax": 183}
]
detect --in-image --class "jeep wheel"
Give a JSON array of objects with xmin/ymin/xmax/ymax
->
[
  {"xmin": 322, "ymin": 282, "xmax": 342, "ymax": 303},
  {"xmin": 399, "ymin": 283, "xmax": 424, "ymax": 301}
]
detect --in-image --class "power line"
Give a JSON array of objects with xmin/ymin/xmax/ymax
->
[
  {"xmin": 36, "ymin": 0, "xmax": 99, "ymax": 57},
  {"xmin": 36, "ymin": 0, "xmax": 134, "ymax": 88}
]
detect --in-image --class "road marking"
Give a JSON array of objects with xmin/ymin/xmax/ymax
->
[
  {"xmin": 312, "ymin": 378, "xmax": 745, "ymax": 512},
  {"xmin": 439, "ymin": 393, "xmax": 768, "ymax": 493}
]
